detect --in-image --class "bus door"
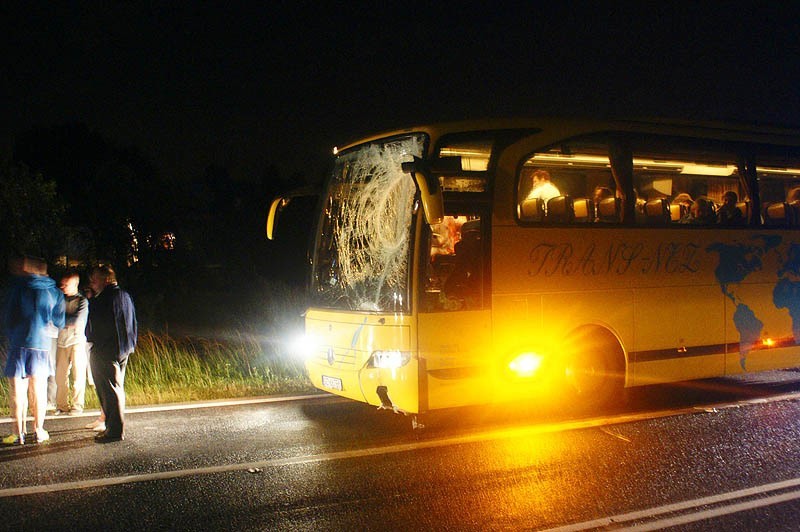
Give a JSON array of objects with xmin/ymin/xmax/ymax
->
[{"xmin": 417, "ymin": 213, "xmax": 493, "ymax": 411}]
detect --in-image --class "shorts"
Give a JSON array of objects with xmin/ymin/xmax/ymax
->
[{"xmin": 3, "ymin": 347, "xmax": 53, "ymax": 379}]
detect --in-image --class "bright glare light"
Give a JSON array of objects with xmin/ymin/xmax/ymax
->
[
  {"xmin": 509, "ymin": 353, "xmax": 543, "ymax": 378},
  {"xmin": 762, "ymin": 338, "xmax": 775, "ymax": 347},
  {"xmin": 290, "ymin": 334, "xmax": 318, "ymax": 360}
]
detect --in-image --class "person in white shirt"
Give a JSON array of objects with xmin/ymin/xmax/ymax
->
[
  {"xmin": 526, "ymin": 169, "xmax": 561, "ymax": 211},
  {"xmin": 54, "ymin": 271, "xmax": 89, "ymax": 415}
]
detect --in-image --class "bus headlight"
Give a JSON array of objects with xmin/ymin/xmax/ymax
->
[
  {"xmin": 508, "ymin": 352, "xmax": 544, "ymax": 378},
  {"xmin": 370, "ymin": 350, "xmax": 412, "ymax": 369},
  {"xmin": 290, "ymin": 334, "xmax": 319, "ymax": 360}
]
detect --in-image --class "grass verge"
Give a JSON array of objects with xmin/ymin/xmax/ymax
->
[{"xmin": 0, "ymin": 331, "xmax": 313, "ymax": 417}]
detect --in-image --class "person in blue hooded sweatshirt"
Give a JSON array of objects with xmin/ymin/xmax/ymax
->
[{"xmin": 3, "ymin": 256, "xmax": 65, "ymax": 445}]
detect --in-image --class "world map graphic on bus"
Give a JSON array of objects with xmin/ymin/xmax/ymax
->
[{"xmin": 707, "ymin": 235, "xmax": 800, "ymax": 369}]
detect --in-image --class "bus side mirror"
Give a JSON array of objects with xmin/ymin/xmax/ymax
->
[
  {"xmin": 266, "ymin": 186, "xmax": 319, "ymax": 241},
  {"xmin": 402, "ymin": 157, "xmax": 444, "ymax": 224},
  {"xmin": 266, "ymin": 196, "xmax": 289, "ymax": 240}
]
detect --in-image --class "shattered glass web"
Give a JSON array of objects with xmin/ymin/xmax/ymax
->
[{"xmin": 332, "ymin": 136, "xmax": 423, "ymax": 311}]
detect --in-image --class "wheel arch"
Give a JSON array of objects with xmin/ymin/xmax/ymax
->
[{"xmin": 566, "ymin": 321, "xmax": 631, "ymax": 389}]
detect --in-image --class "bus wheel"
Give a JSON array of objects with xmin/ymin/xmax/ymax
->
[{"xmin": 565, "ymin": 327, "xmax": 625, "ymax": 409}]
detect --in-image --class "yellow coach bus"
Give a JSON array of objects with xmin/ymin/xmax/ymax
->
[{"xmin": 267, "ymin": 118, "xmax": 800, "ymax": 420}]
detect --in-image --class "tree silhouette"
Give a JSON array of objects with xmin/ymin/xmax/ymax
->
[
  {"xmin": 13, "ymin": 123, "xmax": 178, "ymax": 268},
  {"xmin": 8, "ymin": 122, "xmax": 317, "ymax": 331},
  {"xmin": 0, "ymin": 161, "xmax": 65, "ymax": 266}
]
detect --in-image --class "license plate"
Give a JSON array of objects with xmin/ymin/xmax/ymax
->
[{"xmin": 321, "ymin": 375, "xmax": 343, "ymax": 391}]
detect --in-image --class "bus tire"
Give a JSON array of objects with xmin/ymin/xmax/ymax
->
[{"xmin": 565, "ymin": 327, "xmax": 626, "ymax": 410}]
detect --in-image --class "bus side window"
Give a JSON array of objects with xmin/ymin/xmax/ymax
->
[
  {"xmin": 443, "ymin": 220, "xmax": 483, "ymax": 309},
  {"xmin": 756, "ymin": 158, "xmax": 800, "ymax": 227},
  {"xmin": 517, "ymin": 141, "xmax": 614, "ymax": 226},
  {"xmin": 424, "ymin": 216, "xmax": 485, "ymax": 311}
]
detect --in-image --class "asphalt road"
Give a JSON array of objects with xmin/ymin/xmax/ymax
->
[{"xmin": 2, "ymin": 371, "xmax": 800, "ymax": 531}]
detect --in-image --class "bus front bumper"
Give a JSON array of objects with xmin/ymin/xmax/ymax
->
[{"xmin": 306, "ymin": 358, "xmax": 420, "ymax": 414}]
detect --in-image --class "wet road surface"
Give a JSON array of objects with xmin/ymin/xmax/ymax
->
[{"xmin": 2, "ymin": 371, "xmax": 800, "ymax": 530}]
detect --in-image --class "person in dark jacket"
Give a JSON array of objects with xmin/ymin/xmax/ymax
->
[
  {"xmin": 3, "ymin": 256, "xmax": 65, "ymax": 445},
  {"xmin": 87, "ymin": 264, "xmax": 137, "ymax": 443}
]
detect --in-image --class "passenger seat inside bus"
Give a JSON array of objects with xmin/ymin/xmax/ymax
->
[
  {"xmin": 519, "ymin": 198, "xmax": 545, "ymax": 222},
  {"xmin": 669, "ymin": 202, "xmax": 683, "ymax": 222},
  {"xmin": 546, "ymin": 196, "xmax": 574, "ymax": 223},
  {"xmin": 597, "ymin": 197, "xmax": 622, "ymax": 223},
  {"xmin": 644, "ymin": 198, "xmax": 670, "ymax": 225},
  {"xmin": 763, "ymin": 202, "xmax": 795, "ymax": 227},
  {"xmin": 572, "ymin": 198, "xmax": 594, "ymax": 223}
]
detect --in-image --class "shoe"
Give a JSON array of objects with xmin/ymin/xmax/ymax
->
[
  {"xmin": 94, "ymin": 431, "xmax": 124, "ymax": 443},
  {"xmin": 2, "ymin": 433, "xmax": 24, "ymax": 445},
  {"xmin": 35, "ymin": 429, "xmax": 50, "ymax": 443},
  {"xmin": 85, "ymin": 419, "xmax": 105, "ymax": 430},
  {"xmin": 68, "ymin": 408, "xmax": 84, "ymax": 416},
  {"xmin": 53, "ymin": 409, "xmax": 69, "ymax": 416},
  {"xmin": 92, "ymin": 423, "xmax": 107, "ymax": 432}
]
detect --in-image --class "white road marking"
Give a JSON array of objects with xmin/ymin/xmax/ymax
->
[
  {"xmin": 598, "ymin": 426, "xmax": 632, "ymax": 442},
  {"xmin": 623, "ymin": 489, "xmax": 800, "ymax": 531},
  {"xmin": 0, "ymin": 394, "xmax": 331, "ymax": 425},
  {"xmin": 2, "ymin": 390, "xmax": 800, "ymax": 499},
  {"xmin": 542, "ymin": 477, "xmax": 800, "ymax": 531}
]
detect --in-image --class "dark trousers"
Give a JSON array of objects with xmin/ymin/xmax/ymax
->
[{"xmin": 90, "ymin": 353, "xmax": 127, "ymax": 437}]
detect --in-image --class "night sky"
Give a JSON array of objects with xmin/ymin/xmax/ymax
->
[{"xmin": 4, "ymin": 3, "xmax": 800, "ymax": 184}]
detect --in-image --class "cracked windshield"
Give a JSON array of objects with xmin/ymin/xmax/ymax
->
[{"xmin": 311, "ymin": 134, "xmax": 425, "ymax": 312}]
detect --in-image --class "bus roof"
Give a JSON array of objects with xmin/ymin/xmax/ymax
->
[{"xmin": 335, "ymin": 117, "xmax": 800, "ymax": 153}]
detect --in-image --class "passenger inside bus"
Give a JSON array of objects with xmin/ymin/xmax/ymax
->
[
  {"xmin": 717, "ymin": 190, "xmax": 745, "ymax": 225},
  {"xmin": 680, "ymin": 197, "xmax": 717, "ymax": 225},
  {"xmin": 525, "ymin": 169, "xmax": 561, "ymax": 210}
]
